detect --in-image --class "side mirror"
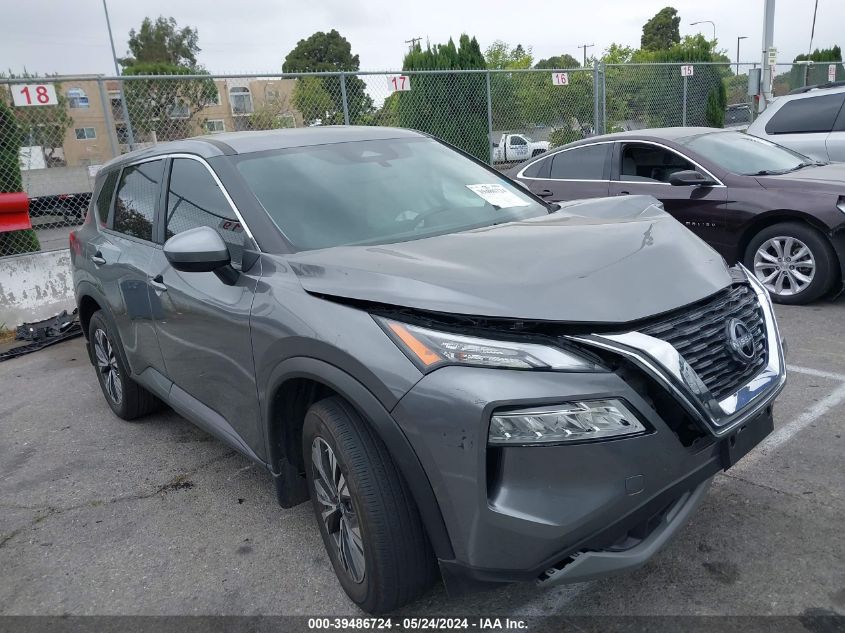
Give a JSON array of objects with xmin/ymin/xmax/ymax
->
[
  {"xmin": 164, "ymin": 226, "xmax": 230, "ymax": 273},
  {"xmin": 669, "ymin": 170, "xmax": 717, "ymax": 187}
]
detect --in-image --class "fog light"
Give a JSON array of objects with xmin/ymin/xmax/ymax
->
[{"xmin": 489, "ymin": 399, "xmax": 646, "ymax": 445}]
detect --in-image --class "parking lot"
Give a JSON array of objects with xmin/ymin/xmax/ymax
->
[{"xmin": 1, "ymin": 297, "xmax": 844, "ymax": 618}]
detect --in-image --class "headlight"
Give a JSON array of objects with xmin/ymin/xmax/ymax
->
[
  {"xmin": 375, "ymin": 317, "xmax": 598, "ymax": 372},
  {"xmin": 837, "ymin": 196, "xmax": 845, "ymax": 215},
  {"xmin": 489, "ymin": 399, "xmax": 646, "ymax": 445}
]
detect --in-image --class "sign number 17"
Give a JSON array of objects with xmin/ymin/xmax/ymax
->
[{"xmin": 390, "ymin": 75, "xmax": 411, "ymax": 92}]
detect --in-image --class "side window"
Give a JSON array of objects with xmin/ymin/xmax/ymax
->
[
  {"xmin": 521, "ymin": 156, "xmax": 551, "ymax": 178},
  {"xmin": 510, "ymin": 136, "xmax": 527, "ymax": 146},
  {"xmin": 549, "ymin": 144, "xmax": 609, "ymax": 180},
  {"xmin": 165, "ymin": 158, "xmax": 243, "ymax": 263},
  {"xmin": 765, "ymin": 94, "xmax": 845, "ymax": 135},
  {"xmin": 95, "ymin": 171, "xmax": 119, "ymax": 225},
  {"xmin": 112, "ymin": 160, "xmax": 164, "ymax": 241},
  {"xmin": 619, "ymin": 143, "xmax": 694, "ymax": 183}
]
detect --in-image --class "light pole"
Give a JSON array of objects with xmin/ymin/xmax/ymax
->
[
  {"xmin": 101, "ymin": 0, "xmax": 135, "ymax": 149},
  {"xmin": 736, "ymin": 35, "xmax": 748, "ymax": 75},
  {"xmin": 690, "ymin": 20, "xmax": 717, "ymax": 43}
]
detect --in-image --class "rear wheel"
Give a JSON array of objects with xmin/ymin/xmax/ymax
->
[
  {"xmin": 303, "ymin": 396, "xmax": 436, "ymax": 613},
  {"xmin": 744, "ymin": 222, "xmax": 837, "ymax": 305},
  {"xmin": 88, "ymin": 311, "xmax": 161, "ymax": 420}
]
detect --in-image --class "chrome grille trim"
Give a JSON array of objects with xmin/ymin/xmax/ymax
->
[{"xmin": 568, "ymin": 267, "xmax": 786, "ymax": 437}]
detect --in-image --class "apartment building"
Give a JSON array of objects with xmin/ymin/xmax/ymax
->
[{"xmin": 39, "ymin": 76, "xmax": 302, "ymax": 168}]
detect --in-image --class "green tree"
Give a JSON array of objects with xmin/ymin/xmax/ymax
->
[
  {"xmin": 397, "ymin": 35, "xmax": 488, "ymax": 160},
  {"xmin": 785, "ymin": 46, "xmax": 844, "ymax": 90},
  {"xmin": 0, "ymin": 99, "xmax": 39, "ymax": 254},
  {"xmin": 120, "ymin": 16, "xmax": 200, "ymax": 67},
  {"xmin": 2, "ymin": 72, "xmax": 72, "ymax": 166},
  {"xmin": 119, "ymin": 17, "xmax": 216, "ymax": 142},
  {"xmin": 283, "ymin": 30, "xmax": 372, "ymax": 124},
  {"xmin": 641, "ymin": 7, "xmax": 681, "ymax": 51},
  {"xmin": 534, "ymin": 54, "xmax": 580, "ymax": 69},
  {"xmin": 484, "ymin": 41, "xmax": 533, "ymax": 69}
]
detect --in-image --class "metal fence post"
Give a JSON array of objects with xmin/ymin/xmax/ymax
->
[
  {"xmin": 593, "ymin": 60, "xmax": 600, "ymax": 135},
  {"xmin": 600, "ymin": 62, "xmax": 607, "ymax": 135},
  {"xmin": 485, "ymin": 71, "xmax": 494, "ymax": 165},
  {"xmin": 97, "ymin": 78, "xmax": 119, "ymax": 160},
  {"xmin": 682, "ymin": 74, "xmax": 688, "ymax": 127},
  {"xmin": 118, "ymin": 79, "xmax": 135, "ymax": 150},
  {"xmin": 340, "ymin": 72, "xmax": 350, "ymax": 125}
]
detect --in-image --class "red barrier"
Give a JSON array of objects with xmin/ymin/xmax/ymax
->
[{"xmin": 0, "ymin": 192, "xmax": 32, "ymax": 232}]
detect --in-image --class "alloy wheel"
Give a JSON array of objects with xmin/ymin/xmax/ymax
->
[
  {"xmin": 753, "ymin": 236, "xmax": 815, "ymax": 297},
  {"xmin": 311, "ymin": 437, "xmax": 366, "ymax": 583},
  {"xmin": 93, "ymin": 328, "xmax": 122, "ymax": 404}
]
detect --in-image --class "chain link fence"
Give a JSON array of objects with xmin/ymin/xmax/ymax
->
[{"xmin": 1, "ymin": 61, "xmax": 840, "ymax": 258}]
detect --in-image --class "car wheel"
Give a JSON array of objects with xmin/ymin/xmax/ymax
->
[
  {"xmin": 744, "ymin": 222, "xmax": 837, "ymax": 305},
  {"xmin": 303, "ymin": 396, "xmax": 436, "ymax": 613},
  {"xmin": 88, "ymin": 311, "xmax": 161, "ymax": 420},
  {"xmin": 531, "ymin": 149, "xmax": 546, "ymax": 157}
]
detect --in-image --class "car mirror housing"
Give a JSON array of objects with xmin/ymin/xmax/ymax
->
[
  {"xmin": 164, "ymin": 226, "xmax": 231, "ymax": 273},
  {"xmin": 669, "ymin": 170, "xmax": 717, "ymax": 187}
]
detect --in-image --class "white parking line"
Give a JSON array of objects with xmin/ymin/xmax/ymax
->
[{"xmin": 787, "ymin": 364, "xmax": 845, "ymax": 383}]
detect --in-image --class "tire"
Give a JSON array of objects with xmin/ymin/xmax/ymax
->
[
  {"xmin": 88, "ymin": 311, "xmax": 161, "ymax": 420},
  {"xmin": 303, "ymin": 396, "xmax": 436, "ymax": 613},
  {"xmin": 531, "ymin": 148, "xmax": 546, "ymax": 157},
  {"xmin": 744, "ymin": 222, "xmax": 838, "ymax": 305}
]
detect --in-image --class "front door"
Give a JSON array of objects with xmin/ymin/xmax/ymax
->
[
  {"xmin": 147, "ymin": 156, "xmax": 264, "ymax": 455},
  {"xmin": 609, "ymin": 142, "xmax": 728, "ymax": 248}
]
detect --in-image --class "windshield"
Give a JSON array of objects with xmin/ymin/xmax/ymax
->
[
  {"xmin": 677, "ymin": 131, "xmax": 814, "ymax": 175},
  {"xmin": 235, "ymin": 137, "xmax": 548, "ymax": 251}
]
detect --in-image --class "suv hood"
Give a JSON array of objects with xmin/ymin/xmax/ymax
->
[
  {"xmin": 287, "ymin": 195, "xmax": 732, "ymax": 324},
  {"xmin": 755, "ymin": 163, "xmax": 845, "ymax": 192}
]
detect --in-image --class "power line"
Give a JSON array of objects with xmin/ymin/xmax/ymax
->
[
  {"xmin": 577, "ymin": 43, "xmax": 594, "ymax": 67},
  {"xmin": 404, "ymin": 37, "xmax": 422, "ymax": 51},
  {"xmin": 808, "ymin": 0, "xmax": 819, "ymax": 55}
]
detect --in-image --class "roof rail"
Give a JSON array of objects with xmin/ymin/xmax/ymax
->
[{"xmin": 787, "ymin": 80, "xmax": 845, "ymax": 95}]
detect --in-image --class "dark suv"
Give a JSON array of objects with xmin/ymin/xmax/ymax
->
[{"xmin": 70, "ymin": 127, "xmax": 786, "ymax": 613}]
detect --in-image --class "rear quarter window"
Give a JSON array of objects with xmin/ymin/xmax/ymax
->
[
  {"xmin": 94, "ymin": 171, "xmax": 119, "ymax": 225},
  {"xmin": 765, "ymin": 93, "xmax": 845, "ymax": 134}
]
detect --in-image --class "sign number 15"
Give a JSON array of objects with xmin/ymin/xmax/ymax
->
[
  {"xmin": 389, "ymin": 75, "xmax": 411, "ymax": 92},
  {"xmin": 12, "ymin": 83, "xmax": 58, "ymax": 107}
]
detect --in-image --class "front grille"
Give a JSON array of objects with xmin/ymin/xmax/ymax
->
[{"xmin": 636, "ymin": 284, "xmax": 768, "ymax": 401}]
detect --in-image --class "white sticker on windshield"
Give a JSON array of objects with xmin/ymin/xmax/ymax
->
[{"xmin": 466, "ymin": 184, "xmax": 530, "ymax": 208}]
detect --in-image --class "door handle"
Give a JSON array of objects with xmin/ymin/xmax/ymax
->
[
  {"xmin": 149, "ymin": 274, "xmax": 167, "ymax": 292},
  {"xmin": 536, "ymin": 189, "xmax": 554, "ymax": 198},
  {"xmin": 90, "ymin": 251, "xmax": 106, "ymax": 265}
]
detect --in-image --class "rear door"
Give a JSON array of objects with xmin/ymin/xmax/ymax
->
[
  {"xmin": 762, "ymin": 92, "xmax": 845, "ymax": 162},
  {"xmin": 147, "ymin": 156, "xmax": 263, "ymax": 454},
  {"xmin": 516, "ymin": 142, "xmax": 610, "ymax": 201},
  {"xmin": 95, "ymin": 158, "xmax": 167, "ymax": 376},
  {"xmin": 608, "ymin": 141, "xmax": 728, "ymax": 246}
]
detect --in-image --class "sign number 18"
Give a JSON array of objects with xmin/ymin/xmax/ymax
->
[{"xmin": 12, "ymin": 83, "xmax": 58, "ymax": 107}]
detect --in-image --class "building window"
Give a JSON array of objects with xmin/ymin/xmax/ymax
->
[
  {"xmin": 67, "ymin": 88, "xmax": 89, "ymax": 108},
  {"xmin": 109, "ymin": 91, "xmax": 124, "ymax": 121},
  {"xmin": 205, "ymin": 119, "xmax": 225, "ymax": 134},
  {"xmin": 75, "ymin": 127, "xmax": 96, "ymax": 140},
  {"xmin": 204, "ymin": 90, "xmax": 221, "ymax": 106},
  {"xmin": 115, "ymin": 124, "xmax": 129, "ymax": 144},
  {"xmin": 229, "ymin": 86, "xmax": 253, "ymax": 115}
]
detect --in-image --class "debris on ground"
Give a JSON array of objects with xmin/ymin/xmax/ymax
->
[{"xmin": 0, "ymin": 309, "xmax": 82, "ymax": 362}]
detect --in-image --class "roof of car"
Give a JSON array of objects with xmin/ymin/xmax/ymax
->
[
  {"xmin": 101, "ymin": 126, "xmax": 427, "ymax": 171},
  {"xmin": 568, "ymin": 127, "xmax": 726, "ymax": 146}
]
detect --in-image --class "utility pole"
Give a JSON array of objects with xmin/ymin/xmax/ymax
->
[
  {"xmin": 736, "ymin": 35, "xmax": 748, "ymax": 75},
  {"xmin": 760, "ymin": 0, "xmax": 776, "ymax": 112},
  {"xmin": 102, "ymin": 0, "xmax": 135, "ymax": 149},
  {"xmin": 404, "ymin": 37, "xmax": 422, "ymax": 51},
  {"xmin": 578, "ymin": 44, "xmax": 594, "ymax": 67}
]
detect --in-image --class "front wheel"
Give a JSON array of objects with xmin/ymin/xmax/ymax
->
[
  {"xmin": 303, "ymin": 397, "xmax": 436, "ymax": 613},
  {"xmin": 744, "ymin": 222, "xmax": 838, "ymax": 305}
]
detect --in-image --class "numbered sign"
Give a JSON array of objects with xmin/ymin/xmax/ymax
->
[
  {"xmin": 680, "ymin": 65, "xmax": 694, "ymax": 77},
  {"xmin": 829, "ymin": 64, "xmax": 837, "ymax": 82},
  {"xmin": 12, "ymin": 83, "xmax": 58, "ymax": 107},
  {"xmin": 389, "ymin": 75, "xmax": 411, "ymax": 92},
  {"xmin": 551, "ymin": 72, "xmax": 569, "ymax": 86}
]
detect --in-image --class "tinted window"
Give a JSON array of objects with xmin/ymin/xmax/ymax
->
[
  {"xmin": 510, "ymin": 136, "xmax": 527, "ymax": 146},
  {"xmin": 678, "ymin": 131, "xmax": 809, "ymax": 175},
  {"xmin": 620, "ymin": 143, "xmax": 695, "ymax": 183},
  {"xmin": 549, "ymin": 144, "xmax": 609, "ymax": 180},
  {"xmin": 235, "ymin": 137, "xmax": 547, "ymax": 251},
  {"xmin": 112, "ymin": 160, "xmax": 164, "ymax": 241},
  {"xmin": 765, "ymin": 93, "xmax": 845, "ymax": 134},
  {"xmin": 95, "ymin": 171, "xmax": 118, "ymax": 225},
  {"xmin": 521, "ymin": 157, "xmax": 550, "ymax": 178},
  {"xmin": 166, "ymin": 158, "xmax": 243, "ymax": 261}
]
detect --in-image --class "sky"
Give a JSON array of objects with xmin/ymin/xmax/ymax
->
[{"xmin": 0, "ymin": 0, "xmax": 842, "ymax": 76}]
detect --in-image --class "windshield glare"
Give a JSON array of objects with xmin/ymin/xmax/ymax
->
[
  {"xmin": 235, "ymin": 137, "xmax": 547, "ymax": 251},
  {"xmin": 678, "ymin": 132, "xmax": 811, "ymax": 175}
]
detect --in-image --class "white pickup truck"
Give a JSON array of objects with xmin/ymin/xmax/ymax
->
[{"xmin": 492, "ymin": 133, "xmax": 549, "ymax": 163}]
